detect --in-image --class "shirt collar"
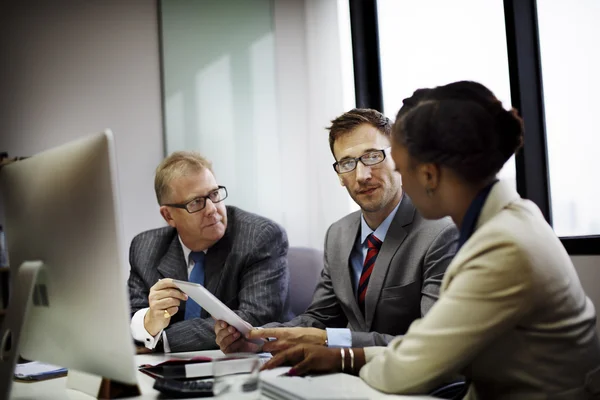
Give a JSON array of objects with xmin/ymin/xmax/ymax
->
[
  {"xmin": 458, "ymin": 180, "xmax": 498, "ymax": 250},
  {"xmin": 177, "ymin": 236, "xmax": 207, "ymax": 264},
  {"xmin": 360, "ymin": 194, "xmax": 403, "ymax": 245},
  {"xmin": 178, "ymin": 236, "xmax": 192, "ymax": 264}
]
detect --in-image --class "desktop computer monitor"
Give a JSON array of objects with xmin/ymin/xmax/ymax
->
[{"xmin": 0, "ymin": 131, "xmax": 138, "ymax": 392}]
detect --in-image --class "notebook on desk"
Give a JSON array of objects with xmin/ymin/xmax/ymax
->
[
  {"xmin": 139, "ymin": 357, "xmax": 212, "ymax": 380},
  {"xmin": 260, "ymin": 371, "xmax": 376, "ymax": 400}
]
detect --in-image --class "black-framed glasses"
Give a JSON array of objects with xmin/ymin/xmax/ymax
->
[
  {"xmin": 333, "ymin": 148, "xmax": 390, "ymax": 174},
  {"xmin": 163, "ymin": 186, "xmax": 228, "ymax": 214}
]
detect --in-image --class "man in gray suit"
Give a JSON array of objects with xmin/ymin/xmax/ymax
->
[
  {"xmin": 215, "ymin": 109, "xmax": 458, "ymax": 353},
  {"xmin": 128, "ymin": 151, "xmax": 291, "ymax": 352}
]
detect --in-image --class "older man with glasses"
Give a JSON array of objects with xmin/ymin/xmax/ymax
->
[
  {"xmin": 216, "ymin": 108, "xmax": 459, "ymax": 355},
  {"xmin": 128, "ymin": 151, "xmax": 291, "ymax": 352}
]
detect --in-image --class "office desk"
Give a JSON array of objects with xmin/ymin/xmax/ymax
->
[{"xmin": 10, "ymin": 350, "xmax": 435, "ymax": 399}]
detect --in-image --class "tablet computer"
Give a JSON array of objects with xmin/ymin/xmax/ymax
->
[{"xmin": 172, "ymin": 280, "xmax": 255, "ymax": 335}]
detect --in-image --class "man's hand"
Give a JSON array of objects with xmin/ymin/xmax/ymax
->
[
  {"xmin": 144, "ymin": 278, "xmax": 188, "ymax": 336},
  {"xmin": 248, "ymin": 327, "xmax": 327, "ymax": 353},
  {"xmin": 261, "ymin": 344, "xmax": 342, "ymax": 376},
  {"xmin": 214, "ymin": 320, "xmax": 262, "ymax": 354}
]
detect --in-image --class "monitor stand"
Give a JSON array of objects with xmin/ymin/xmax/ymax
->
[
  {"xmin": 67, "ymin": 369, "xmax": 141, "ymax": 398},
  {"xmin": 0, "ymin": 261, "xmax": 140, "ymax": 400}
]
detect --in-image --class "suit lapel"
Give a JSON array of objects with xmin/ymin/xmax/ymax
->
[
  {"xmin": 364, "ymin": 195, "xmax": 414, "ymax": 330},
  {"xmin": 157, "ymin": 235, "xmax": 188, "ymax": 281},
  {"xmin": 202, "ymin": 208, "xmax": 234, "ymax": 315},
  {"xmin": 336, "ymin": 214, "xmax": 365, "ymax": 329},
  {"xmin": 204, "ymin": 233, "xmax": 229, "ymax": 297},
  {"xmin": 476, "ymin": 180, "xmax": 520, "ymax": 230}
]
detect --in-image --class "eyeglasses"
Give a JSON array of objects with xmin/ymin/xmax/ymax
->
[
  {"xmin": 163, "ymin": 186, "xmax": 228, "ymax": 214},
  {"xmin": 333, "ymin": 148, "xmax": 390, "ymax": 174}
]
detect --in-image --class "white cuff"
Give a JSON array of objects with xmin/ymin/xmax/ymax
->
[
  {"xmin": 130, "ymin": 308, "xmax": 163, "ymax": 350},
  {"xmin": 325, "ymin": 328, "xmax": 352, "ymax": 348},
  {"xmin": 162, "ymin": 331, "xmax": 171, "ymax": 353}
]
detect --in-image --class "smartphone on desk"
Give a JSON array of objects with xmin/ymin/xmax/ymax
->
[{"xmin": 14, "ymin": 361, "xmax": 68, "ymax": 382}]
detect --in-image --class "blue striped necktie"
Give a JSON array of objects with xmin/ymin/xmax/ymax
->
[{"xmin": 184, "ymin": 251, "xmax": 205, "ymax": 320}]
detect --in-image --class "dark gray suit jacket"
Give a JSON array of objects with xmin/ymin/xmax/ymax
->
[
  {"xmin": 127, "ymin": 206, "xmax": 292, "ymax": 352},
  {"xmin": 271, "ymin": 195, "xmax": 458, "ymax": 347}
]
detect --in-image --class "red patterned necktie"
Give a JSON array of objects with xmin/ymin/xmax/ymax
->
[{"xmin": 358, "ymin": 234, "xmax": 382, "ymax": 314}]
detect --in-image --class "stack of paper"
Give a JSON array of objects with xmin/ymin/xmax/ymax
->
[{"xmin": 260, "ymin": 372, "xmax": 372, "ymax": 400}]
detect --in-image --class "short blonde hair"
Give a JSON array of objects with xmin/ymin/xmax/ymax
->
[{"xmin": 154, "ymin": 151, "xmax": 213, "ymax": 205}]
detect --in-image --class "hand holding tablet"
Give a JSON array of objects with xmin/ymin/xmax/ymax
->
[{"xmin": 172, "ymin": 280, "xmax": 255, "ymax": 335}]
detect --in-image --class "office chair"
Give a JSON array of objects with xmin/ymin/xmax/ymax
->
[
  {"xmin": 287, "ymin": 247, "xmax": 323, "ymax": 317},
  {"xmin": 429, "ymin": 379, "xmax": 468, "ymax": 399}
]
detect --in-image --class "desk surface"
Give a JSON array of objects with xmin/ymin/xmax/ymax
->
[{"xmin": 10, "ymin": 350, "xmax": 435, "ymax": 399}]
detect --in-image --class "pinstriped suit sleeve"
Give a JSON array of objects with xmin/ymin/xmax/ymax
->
[
  {"xmin": 265, "ymin": 225, "xmax": 348, "ymax": 329},
  {"xmin": 127, "ymin": 235, "xmax": 155, "ymax": 317},
  {"xmin": 165, "ymin": 222, "xmax": 290, "ymax": 352}
]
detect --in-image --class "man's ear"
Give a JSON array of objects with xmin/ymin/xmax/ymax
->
[{"xmin": 159, "ymin": 206, "xmax": 177, "ymax": 228}]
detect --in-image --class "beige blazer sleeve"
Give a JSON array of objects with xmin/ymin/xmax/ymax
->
[{"xmin": 359, "ymin": 235, "xmax": 535, "ymax": 394}]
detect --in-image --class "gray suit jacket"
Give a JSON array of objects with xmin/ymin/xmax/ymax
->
[
  {"xmin": 272, "ymin": 195, "xmax": 458, "ymax": 347},
  {"xmin": 127, "ymin": 206, "xmax": 292, "ymax": 352}
]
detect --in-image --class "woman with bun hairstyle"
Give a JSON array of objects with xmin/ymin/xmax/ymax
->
[{"xmin": 261, "ymin": 81, "xmax": 600, "ymax": 399}]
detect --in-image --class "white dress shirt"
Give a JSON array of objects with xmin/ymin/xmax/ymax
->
[{"xmin": 130, "ymin": 237, "xmax": 205, "ymax": 352}]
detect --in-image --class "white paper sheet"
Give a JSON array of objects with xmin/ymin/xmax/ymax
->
[{"xmin": 173, "ymin": 280, "xmax": 254, "ymax": 335}]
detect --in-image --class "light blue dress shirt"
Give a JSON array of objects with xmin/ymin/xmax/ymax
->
[{"xmin": 326, "ymin": 198, "xmax": 402, "ymax": 348}]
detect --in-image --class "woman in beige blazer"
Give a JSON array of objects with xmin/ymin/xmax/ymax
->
[{"xmin": 262, "ymin": 81, "xmax": 600, "ymax": 399}]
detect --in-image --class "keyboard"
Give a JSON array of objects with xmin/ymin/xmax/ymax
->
[{"xmin": 153, "ymin": 377, "xmax": 214, "ymax": 398}]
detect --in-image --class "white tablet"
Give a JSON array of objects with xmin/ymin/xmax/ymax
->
[{"xmin": 172, "ymin": 280, "xmax": 254, "ymax": 335}]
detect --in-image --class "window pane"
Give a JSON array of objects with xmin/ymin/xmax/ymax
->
[
  {"xmin": 160, "ymin": 0, "xmax": 282, "ymax": 223},
  {"xmin": 537, "ymin": 0, "xmax": 600, "ymax": 236},
  {"xmin": 377, "ymin": 0, "xmax": 515, "ymax": 186}
]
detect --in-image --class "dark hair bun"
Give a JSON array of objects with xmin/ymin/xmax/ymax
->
[
  {"xmin": 495, "ymin": 108, "xmax": 524, "ymax": 160},
  {"xmin": 393, "ymin": 81, "xmax": 525, "ymax": 183},
  {"xmin": 401, "ymin": 88, "xmax": 431, "ymax": 110}
]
